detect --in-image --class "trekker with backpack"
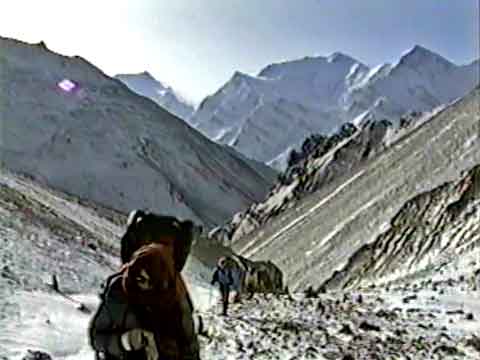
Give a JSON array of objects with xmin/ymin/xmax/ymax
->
[
  {"xmin": 89, "ymin": 243, "xmax": 200, "ymax": 360},
  {"xmin": 211, "ymin": 257, "xmax": 238, "ymax": 316},
  {"xmin": 89, "ymin": 210, "xmax": 202, "ymax": 360}
]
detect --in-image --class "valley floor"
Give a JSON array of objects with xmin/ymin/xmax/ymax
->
[
  {"xmin": 2, "ymin": 275, "xmax": 480, "ymax": 359},
  {"xmin": 2, "ymin": 170, "xmax": 480, "ymax": 359},
  {"xmin": 201, "ymin": 286, "xmax": 480, "ymax": 360}
]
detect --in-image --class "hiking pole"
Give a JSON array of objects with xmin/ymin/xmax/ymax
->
[{"xmin": 47, "ymin": 274, "xmax": 92, "ymax": 314}]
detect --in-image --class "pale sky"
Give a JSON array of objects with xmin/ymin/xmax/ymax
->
[{"xmin": 1, "ymin": 0, "xmax": 478, "ymax": 104}]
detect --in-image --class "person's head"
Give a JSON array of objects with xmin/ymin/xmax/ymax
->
[
  {"xmin": 217, "ymin": 256, "xmax": 227, "ymax": 269},
  {"xmin": 122, "ymin": 243, "xmax": 177, "ymax": 304}
]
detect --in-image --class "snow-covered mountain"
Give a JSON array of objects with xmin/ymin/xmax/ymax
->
[
  {"xmin": 191, "ymin": 46, "xmax": 479, "ymax": 167},
  {"xmin": 209, "ymin": 108, "xmax": 446, "ymax": 246},
  {"xmin": 232, "ymin": 87, "xmax": 480, "ymax": 291},
  {"xmin": 208, "ymin": 119, "xmax": 391, "ymax": 245},
  {"xmin": 0, "ymin": 36, "xmax": 276, "ymax": 227},
  {"xmin": 3, "ymin": 36, "xmax": 480, "ymax": 360},
  {"xmin": 115, "ymin": 71, "xmax": 194, "ymax": 120}
]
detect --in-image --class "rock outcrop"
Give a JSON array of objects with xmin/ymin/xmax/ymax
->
[{"xmin": 323, "ymin": 164, "xmax": 480, "ymax": 289}]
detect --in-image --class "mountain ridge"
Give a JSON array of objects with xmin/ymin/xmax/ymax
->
[
  {"xmin": 115, "ymin": 71, "xmax": 195, "ymax": 120},
  {"xmin": 190, "ymin": 45, "xmax": 479, "ymax": 168},
  {"xmin": 0, "ymin": 36, "xmax": 276, "ymax": 227},
  {"xmin": 230, "ymin": 87, "xmax": 480, "ymax": 290}
]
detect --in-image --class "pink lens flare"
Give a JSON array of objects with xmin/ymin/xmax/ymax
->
[{"xmin": 58, "ymin": 79, "xmax": 77, "ymax": 92}]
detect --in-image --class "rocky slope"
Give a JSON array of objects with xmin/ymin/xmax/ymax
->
[
  {"xmin": 0, "ymin": 169, "xmax": 122, "ymax": 343},
  {"xmin": 231, "ymin": 87, "xmax": 479, "ymax": 291},
  {"xmin": 201, "ymin": 286, "xmax": 480, "ymax": 359},
  {"xmin": 208, "ymin": 111, "xmax": 429, "ymax": 246},
  {"xmin": 324, "ymin": 164, "xmax": 480, "ymax": 290},
  {"xmin": 0, "ymin": 36, "xmax": 276, "ymax": 227},
  {"xmin": 190, "ymin": 46, "xmax": 479, "ymax": 167}
]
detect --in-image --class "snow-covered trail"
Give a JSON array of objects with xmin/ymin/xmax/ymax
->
[
  {"xmin": 0, "ymin": 169, "xmax": 226, "ymax": 359},
  {"xmin": 0, "ymin": 277, "xmax": 219, "ymax": 360},
  {"xmin": 200, "ymin": 289, "xmax": 480, "ymax": 359},
  {"xmin": 0, "ymin": 292, "xmax": 98, "ymax": 360},
  {"xmin": 0, "ymin": 243, "xmax": 218, "ymax": 360},
  {"xmin": 4, "ymin": 273, "xmax": 480, "ymax": 360}
]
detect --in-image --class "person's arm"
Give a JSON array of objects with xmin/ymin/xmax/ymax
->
[
  {"xmin": 211, "ymin": 269, "xmax": 219, "ymax": 285},
  {"xmin": 89, "ymin": 282, "xmax": 158, "ymax": 360},
  {"xmin": 88, "ymin": 295, "xmax": 126, "ymax": 358}
]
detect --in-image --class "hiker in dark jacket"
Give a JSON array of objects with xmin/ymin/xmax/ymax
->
[
  {"xmin": 89, "ymin": 210, "xmax": 202, "ymax": 360},
  {"xmin": 211, "ymin": 257, "xmax": 236, "ymax": 316},
  {"xmin": 89, "ymin": 244, "xmax": 200, "ymax": 360}
]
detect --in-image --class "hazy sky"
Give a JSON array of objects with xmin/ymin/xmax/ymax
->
[{"xmin": 1, "ymin": 0, "xmax": 478, "ymax": 104}]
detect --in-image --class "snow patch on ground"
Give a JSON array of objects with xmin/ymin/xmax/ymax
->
[{"xmin": 0, "ymin": 292, "xmax": 98, "ymax": 360}]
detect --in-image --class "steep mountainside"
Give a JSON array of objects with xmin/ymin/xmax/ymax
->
[
  {"xmin": 0, "ymin": 171, "xmax": 122, "ymax": 296},
  {"xmin": 324, "ymin": 164, "xmax": 480, "ymax": 290},
  {"xmin": 115, "ymin": 72, "xmax": 194, "ymax": 120},
  {"xmin": 191, "ymin": 46, "xmax": 479, "ymax": 167},
  {"xmin": 0, "ymin": 36, "xmax": 276, "ymax": 227},
  {"xmin": 231, "ymin": 87, "xmax": 480, "ymax": 291},
  {"xmin": 209, "ymin": 111, "xmax": 433, "ymax": 245}
]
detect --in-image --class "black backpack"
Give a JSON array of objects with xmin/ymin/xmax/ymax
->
[{"xmin": 120, "ymin": 210, "xmax": 196, "ymax": 271}]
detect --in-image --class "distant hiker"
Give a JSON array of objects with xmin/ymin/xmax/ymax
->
[
  {"xmin": 211, "ymin": 257, "xmax": 237, "ymax": 316},
  {"xmin": 89, "ymin": 209, "xmax": 203, "ymax": 360},
  {"xmin": 89, "ymin": 244, "xmax": 200, "ymax": 360}
]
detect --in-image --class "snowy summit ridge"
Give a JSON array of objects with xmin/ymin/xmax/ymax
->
[{"xmin": 190, "ymin": 45, "xmax": 479, "ymax": 168}]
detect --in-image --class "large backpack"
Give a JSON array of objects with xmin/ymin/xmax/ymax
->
[{"xmin": 120, "ymin": 210, "xmax": 197, "ymax": 272}]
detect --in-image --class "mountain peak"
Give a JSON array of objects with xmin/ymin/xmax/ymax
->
[
  {"xmin": 397, "ymin": 45, "xmax": 454, "ymax": 69},
  {"xmin": 114, "ymin": 71, "xmax": 195, "ymax": 118},
  {"xmin": 136, "ymin": 71, "xmax": 157, "ymax": 81},
  {"xmin": 116, "ymin": 71, "xmax": 159, "ymax": 83},
  {"xmin": 232, "ymin": 70, "xmax": 250, "ymax": 79},
  {"xmin": 327, "ymin": 52, "xmax": 357, "ymax": 64},
  {"xmin": 229, "ymin": 71, "xmax": 258, "ymax": 87},
  {"xmin": 404, "ymin": 45, "xmax": 434, "ymax": 56},
  {"xmin": 36, "ymin": 40, "xmax": 48, "ymax": 50},
  {"xmin": 257, "ymin": 53, "xmax": 363, "ymax": 80}
]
